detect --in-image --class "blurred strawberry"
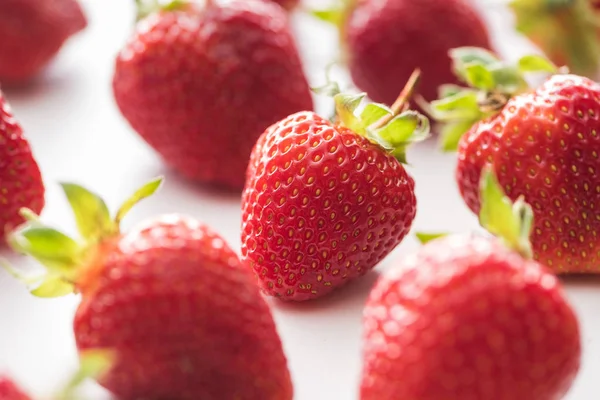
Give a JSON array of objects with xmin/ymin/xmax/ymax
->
[
  {"xmin": 271, "ymin": 0, "xmax": 299, "ymax": 10},
  {"xmin": 8, "ymin": 178, "xmax": 292, "ymax": 400},
  {"xmin": 0, "ymin": 0, "xmax": 87, "ymax": 85},
  {"xmin": 509, "ymin": 0, "xmax": 600, "ymax": 78},
  {"xmin": 113, "ymin": 0, "xmax": 313, "ymax": 190},
  {"xmin": 360, "ymin": 169, "xmax": 581, "ymax": 400},
  {"xmin": 0, "ymin": 91, "xmax": 45, "ymax": 240},
  {"xmin": 312, "ymin": 0, "xmax": 493, "ymax": 106},
  {"xmin": 0, "ymin": 376, "xmax": 30, "ymax": 400}
]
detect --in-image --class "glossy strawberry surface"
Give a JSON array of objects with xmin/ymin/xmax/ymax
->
[
  {"xmin": 0, "ymin": 0, "xmax": 87, "ymax": 84},
  {"xmin": 0, "ymin": 93, "xmax": 45, "ymax": 239},
  {"xmin": 74, "ymin": 215, "xmax": 292, "ymax": 400},
  {"xmin": 457, "ymin": 74, "xmax": 600, "ymax": 273},
  {"xmin": 113, "ymin": 0, "xmax": 313, "ymax": 190},
  {"xmin": 0, "ymin": 377, "xmax": 30, "ymax": 400},
  {"xmin": 345, "ymin": 0, "xmax": 492, "ymax": 105},
  {"xmin": 360, "ymin": 235, "xmax": 581, "ymax": 400},
  {"xmin": 241, "ymin": 111, "xmax": 417, "ymax": 301}
]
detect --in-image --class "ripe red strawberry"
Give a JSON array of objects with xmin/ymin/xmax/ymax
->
[
  {"xmin": 241, "ymin": 72, "xmax": 429, "ymax": 301},
  {"xmin": 360, "ymin": 170, "xmax": 581, "ymax": 400},
  {"xmin": 509, "ymin": 0, "xmax": 600, "ymax": 78},
  {"xmin": 429, "ymin": 47, "xmax": 600, "ymax": 273},
  {"xmin": 0, "ymin": 91, "xmax": 45, "ymax": 240},
  {"xmin": 312, "ymin": 0, "xmax": 492, "ymax": 106},
  {"xmin": 8, "ymin": 178, "xmax": 292, "ymax": 400},
  {"xmin": 0, "ymin": 0, "xmax": 87, "ymax": 85},
  {"xmin": 113, "ymin": 0, "xmax": 313, "ymax": 190},
  {"xmin": 0, "ymin": 377, "xmax": 30, "ymax": 400}
]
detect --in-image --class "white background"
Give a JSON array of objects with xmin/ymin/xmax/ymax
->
[{"xmin": 0, "ymin": 0, "xmax": 598, "ymax": 398}]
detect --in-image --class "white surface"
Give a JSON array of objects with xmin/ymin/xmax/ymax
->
[{"xmin": 0, "ymin": 1, "xmax": 598, "ymax": 399}]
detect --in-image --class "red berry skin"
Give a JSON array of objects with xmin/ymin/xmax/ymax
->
[
  {"xmin": 73, "ymin": 215, "xmax": 292, "ymax": 400},
  {"xmin": 270, "ymin": 0, "xmax": 299, "ymax": 10},
  {"xmin": 360, "ymin": 235, "xmax": 581, "ymax": 400},
  {"xmin": 457, "ymin": 74, "xmax": 600, "ymax": 273},
  {"xmin": 112, "ymin": 0, "xmax": 313, "ymax": 190},
  {"xmin": 0, "ymin": 93, "xmax": 45, "ymax": 239},
  {"xmin": 345, "ymin": 0, "xmax": 492, "ymax": 105},
  {"xmin": 0, "ymin": 0, "xmax": 87, "ymax": 84},
  {"xmin": 0, "ymin": 376, "xmax": 31, "ymax": 400},
  {"xmin": 241, "ymin": 111, "xmax": 417, "ymax": 301}
]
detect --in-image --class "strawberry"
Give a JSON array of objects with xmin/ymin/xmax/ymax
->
[
  {"xmin": 508, "ymin": 0, "xmax": 600, "ymax": 78},
  {"xmin": 0, "ymin": 376, "xmax": 30, "ymax": 400},
  {"xmin": 0, "ymin": 91, "xmax": 45, "ymax": 240},
  {"xmin": 360, "ymin": 169, "xmax": 581, "ymax": 400},
  {"xmin": 271, "ymin": 0, "xmax": 299, "ymax": 10},
  {"xmin": 241, "ymin": 72, "xmax": 429, "ymax": 301},
  {"xmin": 0, "ymin": 0, "xmax": 87, "ymax": 85},
  {"xmin": 8, "ymin": 178, "xmax": 292, "ymax": 400},
  {"xmin": 113, "ymin": 0, "xmax": 313, "ymax": 190},
  {"xmin": 429, "ymin": 48, "xmax": 600, "ymax": 273},
  {"xmin": 312, "ymin": 0, "xmax": 492, "ymax": 106}
]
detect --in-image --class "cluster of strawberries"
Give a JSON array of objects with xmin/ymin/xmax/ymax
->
[{"xmin": 1, "ymin": 0, "xmax": 600, "ymax": 399}]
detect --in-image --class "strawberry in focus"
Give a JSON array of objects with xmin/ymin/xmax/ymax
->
[
  {"xmin": 113, "ymin": 0, "xmax": 313, "ymax": 190},
  {"xmin": 8, "ymin": 178, "xmax": 292, "ymax": 400},
  {"xmin": 429, "ymin": 48, "xmax": 600, "ymax": 274},
  {"xmin": 0, "ymin": 91, "xmax": 45, "ymax": 241},
  {"xmin": 0, "ymin": 0, "xmax": 87, "ymax": 85},
  {"xmin": 0, "ymin": 376, "xmax": 30, "ymax": 400},
  {"xmin": 312, "ymin": 0, "xmax": 493, "ymax": 106},
  {"xmin": 360, "ymin": 169, "xmax": 581, "ymax": 400},
  {"xmin": 509, "ymin": 0, "xmax": 600, "ymax": 79},
  {"xmin": 241, "ymin": 72, "xmax": 429, "ymax": 301}
]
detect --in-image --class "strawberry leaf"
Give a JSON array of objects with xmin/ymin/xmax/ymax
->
[
  {"xmin": 334, "ymin": 93, "xmax": 365, "ymax": 132},
  {"xmin": 30, "ymin": 275, "xmax": 75, "ymax": 298},
  {"xmin": 115, "ymin": 176, "xmax": 163, "ymax": 226},
  {"xmin": 56, "ymin": 349, "xmax": 115, "ymax": 400},
  {"xmin": 60, "ymin": 183, "xmax": 115, "ymax": 243},
  {"xmin": 440, "ymin": 120, "xmax": 477, "ymax": 152},
  {"xmin": 464, "ymin": 63, "xmax": 496, "ymax": 91},
  {"xmin": 479, "ymin": 166, "xmax": 534, "ymax": 258},
  {"xmin": 518, "ymin": 55, "xmax": 559, "ymax": 73},
  {"xmin": 415, "ymin": 232, "xmax": 449, "ymax": 244}
]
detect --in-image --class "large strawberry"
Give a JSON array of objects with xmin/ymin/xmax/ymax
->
[
  {"xmin": 509, "ymin": 0, "xmax": 600, "ymax": 78},
  {"xmin": 312, "ymin": 0, "xmax": 492, "ymax": 106},
  {"xmin": 113, "ymin": 0, "xmax": 313, "ymax": 190},
  {"xmin": 360, "ymin": 169, "xmax": 581, "ymax": 400},
  {"xmin": 428, "ymin": 47, "xmax": 600, "ymax": 274},
  {"xmin": 0, "ymin": 91, "xmax": 45, "ymax": 240},
  {"xmin": 8, "ymin": 178, "xmax": 292, "ymax": 400},
  {"xmin": 0, "ymin": 0, "xmax": 87, "ymax": 85},
  {"xmin": 241, "ymin": 72, "xmax": 429, "ymax": 301}
]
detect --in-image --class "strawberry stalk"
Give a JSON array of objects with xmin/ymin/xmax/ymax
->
[
  {"xmin": 331, "ymin": 69, "xmax": 430, "ymax": 163},
  {"xmin": 509, "ymin": 0, "xmax": 600, "ymax": 78},
  {"xmin": 135, "ymin": 0, "xmax": 189, "ymax": 21},
  {"xmin": 425, "ymin": 47, "xmax": 560, "ymax": 151},
  {"xmin": 5, "ymin": 177, "xmax": 163, "ymax": 298}
]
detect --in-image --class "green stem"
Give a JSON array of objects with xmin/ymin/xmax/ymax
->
[{"xmin": 370, "ymin": 68, "xmax": 421, "ymax": 130}]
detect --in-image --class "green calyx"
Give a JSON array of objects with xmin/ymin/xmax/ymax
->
[
  {"xmin": 135, "ymin": 0, "xmax": 189, "ymax": 21},
  {"xmin": 309, "ymin": 0, "xmax": 356, "ymax": 30},
  {"xmin": 478, "ymin": 166, "xmax": 534, "ymax": 259},
  {"xmin": 426, "ymin": 47, "xmax": 559, "ymax": 152},
  {"xmin": 415, "ymin": 232, "xmax": 449, "ymax": 244},
  {"xmin": 6, "ymin": 177, "xmax": 163, "ymax": 298},
  {"xmin": 55, "ymin": 349, "xmax": 115, "ymax": 400},
  {"xmin": 327, "ymin": 69, "xmax": 430, "ymax": 163},
  {"xmin": 509, "ymin": 0, "xmax": 600, "ymax": 78}
]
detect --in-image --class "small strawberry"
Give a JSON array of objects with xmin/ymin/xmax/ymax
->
[
  {"xmin": 0, "ymin": 91, "xmax": 45, "ymax": 240},
  {"xmin": 508, "ymin": 0, "xmax": 600, "ymax": 78},
  {"xmin": 428, "ymin": 47, "xmax": 600, "ymax": 274},
  {"xmin": 113, "ymin": 0, "xmax": 313, "ymax": 190},
  {"xmin": 8, "ymin": 178, "xmax": 292, "ymax": 400},
  {"xmin": 0, "ymin": 0, "xmax": 87, "ymax": 85},
  {"xmin": 360, "ymin": 169, "xmax": 581, "ymax": 400},
  {"xmin": 241, "ymin": 72, "xmax": 429, "ymax": 301},
  {"xmin": 312, "ymin": 0, "xmax": 493, "ymax": 106},
  {"xmin": 0, "ymin": 376, "xmax": 30, "ymax": 400}
]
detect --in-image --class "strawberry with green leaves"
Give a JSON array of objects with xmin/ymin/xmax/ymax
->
[
  {"xmin": 428, "ymin": 47, "xmax": 600, "ymax": 274},
  {"xmin": 360, "ymin": 169, "xmax": 581, "ymax": 400},
  {"xmin": 509, "ymin": 0, "xmax": 600, "ymax": 79},
  {"xmin": 241, "ymin": 72, "xmax": 429, "ymax": 301},
  {"xmin": 114, "ymin": 0, "xmax": 313, "ymax": 190},
  {"xmin": 8, "ymin": 178, "xmax": 293, "ymax": 400}
]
